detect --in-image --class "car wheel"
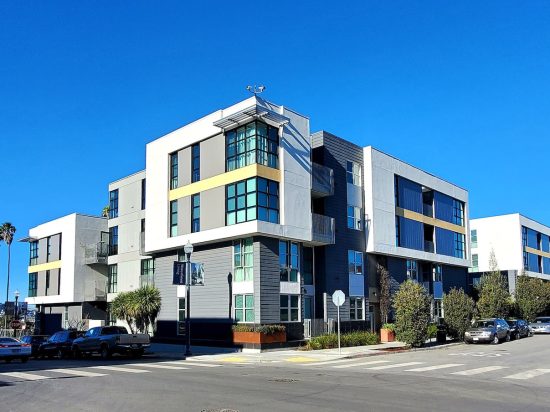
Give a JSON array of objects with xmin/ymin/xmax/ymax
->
[
  {"xmin": 492, "ymin": 335, "xmax": 500, "ymax": 344},
  {"xmin": 100, "ymin": 346, "xmax": 111, "ymax": 360},
  {"xmin": 505, "ymin": 333, "xmax": 511, "ymax": 342},
  {"xmin": 21, "ymin": 357, "xmax": 29, "ymax": 363}
]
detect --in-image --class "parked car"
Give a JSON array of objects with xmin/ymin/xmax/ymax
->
[
  {"xmin": 506, "ymin": 319, "xmax": 532, "ymax": 340},
  {"xmin": 0, "ymin": 337, "xmax": 32, "ymax": 363},
  {"xmin": 71, "ymin": 326, "xmax": 150, "ymax": 359},
  {"xmin": 529, "ymin": 317, "xmax": 550, "ymax": 334},
  {"xmin": 39, "ymin": 330, "xmax": 84, "ymax": 359},
  {"xmin": 20, "ymin": 335, "xmax": 50, "ymax": 357},
  {"xmin": 464, "ymin": 318, "xmax": 510, "ymax": 344}
]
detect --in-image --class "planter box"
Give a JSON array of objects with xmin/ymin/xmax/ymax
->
[
  {"xmin": 233, "ymin": 331, "xmax": 286, "ymax": 344},
  {"xmin": 380, "ymin": 328, "xmax": 395, "ymax": 343}
]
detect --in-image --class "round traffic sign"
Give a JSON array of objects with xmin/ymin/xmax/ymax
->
[{"xmin": 332, "ymin": 290, "xmax": 345, "ymax": 307}]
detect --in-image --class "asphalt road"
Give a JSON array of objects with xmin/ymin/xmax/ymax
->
[{"xmin": 0, "ymin": 335, "xmax": 549, "ymax": 412}]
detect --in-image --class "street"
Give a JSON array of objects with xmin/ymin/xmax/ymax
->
[{"xmin": 0, "ymin": 336, "xmax": 549, "ymax": 412}]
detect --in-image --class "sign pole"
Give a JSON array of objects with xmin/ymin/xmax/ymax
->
[
  {"xmin": 331, "ymin": 290, "xmax": 345, "ymax": 356},
  {"xmin": 337, "ymin": 304, "xmax": 341, "ymax": 355}
]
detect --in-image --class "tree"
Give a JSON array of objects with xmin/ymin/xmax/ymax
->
[
  {"xmin": 393, "ymin": 280, "xmax": 431, "ymax": 347},
  {"xmin": 377, "ymin": 263, "xmax": 391, "ymax": 326},
  {"xmin": 442, "ymin": 288, "xmax": 475, "ymax": 340},
  {"xmin": 515, "ymin": 272, "xmax": 547, "ymax": 322},
  {"xmin": 0, "ymin": 223, "xmax": 16, "ymax": 328},
  {"xmin": 110, "ymin": 291, "xmax": 138, "ymax": 333},
  {"xmin": 477, "ymin": 250, "xmax": 512, "ymax": 318},
  {"xmin": 134, "ymin": 285, "xmax": 161, "ymax": 334},
  {"xmin": 101, "ymin": 206, "xmax": 110, "ymax": 218}
]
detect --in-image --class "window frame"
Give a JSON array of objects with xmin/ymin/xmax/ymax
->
[
  {"xmin": 350, "ymin": 297, "xmax": 365, "ymax": 321},
  {"xmin": 453, "ymin": 232, "xmax": 466, "ymax": 259},
  {"xmin": 279, "ymin": 241, "xmax": 299, "ymax": 282},
  {"xmin": 140, "ymin": 259, "xmax": 155, "ymax": 287},
  {"xmin": 191, "ymin": 194, "xmax": 200, "ymax": 233},
  {"xmin": 280, "ymin": 294, "xmax": 300, "ymax": 322},
  {"xmin": 108, "ymin": 226, "xmax": 118, "ymax": 255},
  {"xmin": 29, "ymin": 241, "xmax": 38, "ymax": 266},
  {"xmin": 233, "ymin": 238, "xmax": 254, "ymax": 282},
  {"xmin": 452, "ymin": 199, "xmax": 464, "ymax": 226},
  {"xmin": 471, "ymin": 229, "xmax": 477, "ymax": 248},
  {"xmin": 170, "ymin": 152, "xmax": 179, "ymax": 190},
  {"xmin": 226, "ymin": 177, "xmax": 279, "ymax": 225},
  {"xmin": 108, "ymin": 264, "xmax": 118, "ymax": 293},
  {"xmin": 348, "ymin": 250, "xmax": 363, "ymax": 276},
  {"xmin": 170, "ymin": 200, "xmax": 178, "ymax": 237},
  {"xmin": 141, "ymin": 178, "xmax": 146, "ymax": 210},
  {"xmin": 109, "ymin": 189, "xmax": 119, "ymax": 219},
  {"xmin": 234, "ymin": 294, "xmax": 255, "ymax": 323},
  {"xmin": 28, "ymin": 273, "xmax": 37, "ymax": 297},
  {"xmin": 406, "ymin": 259, "xmax": 418, "ymax": 281},
  {"xmin": 347, "ymin": 205, "xmax": 362, "ymax": 230},
  {"xmin": 346, "ymin": 161, "xmax": 362, "ymax": 186},
  {"xmin": 191, "ymin": 143, "xmax": 200, "ymax": 183}
]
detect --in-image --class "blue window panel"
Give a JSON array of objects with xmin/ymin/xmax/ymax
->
[
  {"xmin": 527, "ymin": 253, "xmax": 539, "ymax": 272},
  {"xmin": 398, "ymin": 217, "xmax": 423, "ymax": 251},
  {"xmin": 542, "ymin": 235, "xmax": 550, "ymax": 253},
  {"xmin": 527, "ymin": 228, "xmax": 538, "ymax": 249},
  {"xmin": 396, "ymin": 177, "xmax": 422, "ymax": 213},
  {"xmin": 543, "ymin": 257, "xmax": 550, "ymax": 275},
  {"xmin": 435, "ymin": 227, "xmax": 454, "ymax": 257},
  {"xmin": 434, "ymin": 192, "xmax": 453, "ymax": 223},
  {"xmin": 433, "ymin": 282, "xmax": 443, "ymax": 299}
]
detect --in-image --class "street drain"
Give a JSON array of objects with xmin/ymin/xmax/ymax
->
[{"xmin": 269, "ymin": 378, "xmax": 299, "ymax": 383}]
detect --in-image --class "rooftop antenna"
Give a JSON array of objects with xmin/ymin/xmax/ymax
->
[{"xmin": 246, "ymin": 85, "xmax": 266, "ymax": 95}]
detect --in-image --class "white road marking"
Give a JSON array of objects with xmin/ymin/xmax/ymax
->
[
  {"xmin": 162, "ymin": 361, "xmax": 220, "ymax": 368},
  {"xmin": 333, "ymin": 360, "xmax": 390, "ymax": 369},
  {"xmin": 129, "ymin": 363, "xmax": 189, "ymax": 370},
  {"xmin": 451, "ymin": 366, "xmax": 508, "ymax": 376},
  {"xmin": 366, "ymin": 362, "xmax": 424, "ymax": 370},
  {"xmin": 504, "ymin": 369, "xmax": 550, "ymax": 380},
  {"xmin": 405, "ymin": 364, "xmax": 464, "ymax": 372},
  {"xmin": 91, "ymin": 366, "xmax": 150, "ymax": 374},
  {"xmin": 305, "ymin": 358, "xmax": 369, "ymax": 367},
  {"xmin": 45, "ymin": 369, "xmax": 107, "ymax": 377},
  {"xmin": 0, "ymin": 372, "xmax": 50, "ymax": 381}
]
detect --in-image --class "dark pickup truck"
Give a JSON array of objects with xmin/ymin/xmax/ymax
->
[{"xmin": 71, "ymin": 326, "xmax": 150, "ymax": 359}]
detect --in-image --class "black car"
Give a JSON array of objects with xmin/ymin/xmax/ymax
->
[
  {"xmin": 506, "ymin": 319, "xmax": 532, "ymax": 340},
  {"xmin": 20, "ymin": 335, "xmax": 50, "ymax": 357},
  {"xmin": 39, "ymin": 330, "xmax": 84, "ymax": 359}
]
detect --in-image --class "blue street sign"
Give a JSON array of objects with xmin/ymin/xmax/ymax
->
[
  {"xmin": 173, "ymin": 261, "xmax": 186, "ymax": 285},
  {"xmin": 172, "ymin": 261, "xmax": 205, "ymax": 285}
]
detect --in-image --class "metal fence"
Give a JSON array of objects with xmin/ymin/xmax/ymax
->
[
  {"xmin": 0, "ymin": 329, "xmax": 32, "ymax": 339},
  {"xmin": 303, "ymin": 316, "xmax": 374, "ymax": 340}
]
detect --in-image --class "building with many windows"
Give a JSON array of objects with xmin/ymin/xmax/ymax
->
[{"xmin": 469, "ymin": 214, "xmax": 550, "ymax": 293}]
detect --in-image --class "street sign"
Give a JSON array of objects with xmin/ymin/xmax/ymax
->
[
  {"xmin": 173, "ymin": 261, "xmax": 186, "ymax": 285},
  {"xmin": 173, "ymin": 261, "xmax": 205, "ymax": 286},
  {"xmin": 332, "ymin": 290, "xmax": 345, "ymax": 307}
]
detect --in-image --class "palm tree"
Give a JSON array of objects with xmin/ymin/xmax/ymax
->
[
  {"xmin": 110, "ymin": 291, "xmax": 137, "ymax": 334},
  {"xmin": 0, "ymin": 223, "xmax": 16, "ymax": 328},
  {"xmin": 134, "ymin": 285, "xmax": 161, "ymax": 334}
]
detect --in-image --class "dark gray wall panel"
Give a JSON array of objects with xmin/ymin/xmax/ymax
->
[{"xmin": 257, "ymin": 237, "xmax": 281, "ymax": 324}]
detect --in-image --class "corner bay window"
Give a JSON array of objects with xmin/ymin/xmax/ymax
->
[
  {"xmin": 350, "ymin": 297, "xmax": 364, "ymax": 320},
  {"xmin": 234, "ymin": 238, "xmax": 253, "ymax": 281},
  {"xmin": 280, "ymin": 241, "xmax": 299, "ymax": 282},
  {"xmin": 226, "ymin": 120, "xmax": 279, "ymax": 171},
  {"xmin": 226, "ymin": 177, "xmax": 279, "ymax": 225},
  {"xmin": 234, "ymin": 294, "xmax": 254, "ymax": 322},
  {"xmin": 280, "ymin": 295, "xmax": 299, "ymax": 322}
]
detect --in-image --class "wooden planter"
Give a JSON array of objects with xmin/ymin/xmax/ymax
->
[
  {"xmin": 233, "ymin": 331, "xmax": 286, "ymax": 344},
  {"xmin": 380, "ymin": 328, "xmax": 396, "ymax": 343}
]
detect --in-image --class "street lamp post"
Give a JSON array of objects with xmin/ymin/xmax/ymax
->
[
  {"xmin": 184, "ymin": 241, "xmax": 194, "ymax": 358},
  {"xmin": 14, "ymin": 290, "xmax": 20, "ymax": 322}
]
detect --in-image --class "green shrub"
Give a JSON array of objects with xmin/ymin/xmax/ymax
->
[
  {"xmin": 427, "ymin": 324, "xmax": 438, "ymax": 340},
  {"xmin": 304, "ymin": 331, "xmax": 379, "ymax": 350},
  {"xmin": 443, "ymin": 288, "xmax": 475, "ymax": 339},
  {"xmin": 393, "ymin": 280, "xmax": 431, "ymax": 348},
  {"xmin": 381, "ymin": 323, "xmax": 395, "ymax": 332},
  {"xmin": 477, "ymin": 251, "xmax": 512, "ymax": 318},
  {"xmin": 232, "ymin": 324, "xmax": 286, "ymax": 335}
]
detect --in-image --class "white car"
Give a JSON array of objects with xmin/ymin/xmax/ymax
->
[
  {"xmin": 530, "ymin": 317, "xmax": 550, "ymax": 334},
  {"xmin": 0, "ymin": 337, "xmax": 32, "ymax": 363}
]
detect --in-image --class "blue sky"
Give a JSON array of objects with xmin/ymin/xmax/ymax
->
[{"xmin": 1, "ymin": 1, "xmax": 549, "ymax": 300}]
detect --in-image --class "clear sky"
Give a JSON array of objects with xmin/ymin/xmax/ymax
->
[{"xmin": 1, "ymin": 1, "xmax": 549, "ymax": 300}]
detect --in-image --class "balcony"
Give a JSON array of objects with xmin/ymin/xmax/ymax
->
[
  {"xmin": 424, "ymin": 240, "xmax": 435, "ymax": 253},
  {"xmin": 84, "ymin": 279, "xmax": 107, "ymax": 302},
  {"xmin": 84, "ymin": 242, "xmax": 108, "ymax": 265},
  {"xmin": 311, "ymin": 163, "xmax": 334, "ymax": 198},
  {"xmin": 312, "ymin": 213, "xmax": 335, "ymax": 245}
]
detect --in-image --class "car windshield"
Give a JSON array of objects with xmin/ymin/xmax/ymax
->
[
  {"xmin": 507, "ymin": 320, "xmax": 517, "ymax": 326},
  {"xmin": 472, "ymin": 320, "xmax": 494, "ymax": 328},
  {"xmin": 534, "ymin": 317, "xmax": 550, "ymax": 323}
]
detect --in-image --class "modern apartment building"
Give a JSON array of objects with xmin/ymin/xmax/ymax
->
[
  {"xmin": 21, "ymin": 214, "xmax": 108, "ymax": 334},
  {"xmin": 470, "ymin": 214, "xmax": 550, "ymax": 293}
]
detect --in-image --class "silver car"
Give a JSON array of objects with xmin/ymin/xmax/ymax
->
[
  {"xmin": 530, "ymin": 317, "xmax": 550, "ymax": 334},
  {"xmin": 0, "ymin": 337, "xmax": 32, "ymax": 363}
]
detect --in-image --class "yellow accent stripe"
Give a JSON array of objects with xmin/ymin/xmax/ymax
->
[
  {"xmin": 525, "ymin": 246, "xmax": 550, "ymax": 259},
  {"xmin": 169, "ymin": 164, "xmax": 281, "ymax": 201},
  {"xmin": 395, "ymin": 207, "xmax": 466, "ymax": 235},
  {"xmin": 28, "ymin": 260, "xmax": 62, "ymax": 273}
]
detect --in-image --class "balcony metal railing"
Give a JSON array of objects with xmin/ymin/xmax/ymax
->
[
  {"xmin": 312, "ymin": 213, "xmax": 335, "ymax": 244},
  {"xmin": 424, "ymin": 240, "xmax": 435, "ymax": 253},
  {"xmin": 84, "ymin": 242, "xmax": 109, "ymax": 265},
  {"xmin": 84, "ymin": 279, "xmax": 107, "ymax": 302},
  {"xmin": 311, "ymin": 163, "xmax": 334, "ymax": 198}
]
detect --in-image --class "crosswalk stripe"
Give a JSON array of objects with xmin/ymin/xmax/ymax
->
[
  {"xmin": 163, "ymin": 361, "xmax": 220, "ymax": 368},
  {"xmin": 451, "ymin": 366, "xmax": 508, "ymax": 376},
  {"xmin": 45, "ymin": 369, "xmax": 107, "ymax": 377},
  {"xmin": 306, "ymin": 358, "xmax": 366, "ymax": 367},
  {"xmin": 91, "ymin": 366, "xmax": 150, "ymax": 374},
  {"xmin": 504, "ymin": 369, "xmax": 550, "ymax": 380},
  {"xmin": 405, "ymin": 364, "xmax": 464, "ymax": 372},
  {"xmin": 129, "ymin": 363, "xmax": 189, "ymax": 370},
  {"xmin": 366, "ymin": 362, "xmax": 424, "ymax": 370},
  {"xmin": 0, "ymin": 372, "xmax": 50, "ymax": 381},
  {"xmin": 333, "ymin": 360, "xmax": 390, "ymax": 369}
]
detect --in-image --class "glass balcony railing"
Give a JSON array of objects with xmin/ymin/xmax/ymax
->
[
  {"xmin": 424, "ymin": 240, "xmax": 435, "ymax": 253},
  {"xmin": 312, "ymin": 213, "xmax": 335, "ymax": 244},
  {"xmin": 311, "ymin": 163, "xmax": 334, "ymax": 198}
]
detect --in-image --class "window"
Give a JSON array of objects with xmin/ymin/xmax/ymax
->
[
  {"xmin": 452, "ymin": 199, "xmax": 464, "ymax": 226},
  {"xmin": 347, "ymin": 206, "xmax": 362, "ymax": 230},
  {"xmin": 302, "ymin": 247, "xmax": 313, "ymax": 285},
  {"xmin": 28, "ymin": 273, "xmax": 37, "ymax": 297},
  {"xmin": 280, "ymin": 241, "xmax": 299, "ymax": 282},
  {"xmin": 346, "ymin": 161, "xmax": 361, "ymax": 186},
  {"xmin": 108, "ymin": 226, "xmax": 118, "ymax": 255},
  {"xmin": 226, "ymin": 120, "xmax": 279, "ymax": 171},
  {"xmin": 191, "ymin": 143, "xmax": 200, "ymax": 183},
  {"xmin": 46, "ymin": 236, "xmax": 51, "ymax": 262},
  {"xmin": 348, "ymin": 250, "xmax": 363, "ymax": 275},
  {"xmin": 433, "ymin": 264, "xmax": 442, "ymax": 282},
  {"xmin": 191, "ymin": 194, "xmax": 200, "ymax": 233},
  {"xmin": 280, "ymin": 295, "xmax": 299, "ymax": 322},
  {"xmin": 523, "ymin": 251, "xmax": 529, "ymax": 270},
  {"xmin": 453, "ymin": 232, "xmax": 465, "ymax": 259},
  {"xmin": 234, "ymin": 294, "xmax": 254, "ymax": 322},
  {"xmin": 140, "ymin": 259, "xmax": 155, "ymax": 287},
  {"xmin": 433, "ymin": 299, "xmax": 444, "ymax": 319},
  {"xmin": 226, "ymin": 177, "xmax": 279, "ymax": 225},
  {"xmin": 141, "ymin": 218, "xmax": 145, "ymax": 233},
  {"xmin": 45, "ymin": 270, "xmax": 50, "ymax": 291},
  {"xmin": 170, "ymin": 200, "xmax": 178, "ymax": 237},
  {"xmin": 471, "ymin": 254, "xmax": 479, "ymax": 272},
  {"xmin": 233, "ymin": 238, "xmax": 253, "ymax": 281},
  {"xmin": 395, "ymin": 217, "xmax": 401, "ymax": 247},
  {"xmin": 170, "ymin": 152, "xmax": 178, "ymax": 190},
  {"xmin": 29, "ymin": 241, "xmax": 38, "ymax": 265},
  {"xmin": 109, "ymin": 189, "xmax": 119, "ymax": 218},
  {"xmin": 350, "ymin": 297, "xmax": 364, "ymax": 320},
  {"xmin": 141, "ymin": 178, "xmax": 146, "ymax": 210},
  {"xmin": 406, "ymin": 259, "xmax": 418, "ymax": 281},
  {"xmin": 108, "ymin": 264, "xmax": 118, "ymax": 293},
  {"xmin": 471, "ymin": 229, "xmax": 477, "ymax": 248},
  {"xmin": 177, "ymin": 298, "xmax": 186, "ymax": 335}
]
